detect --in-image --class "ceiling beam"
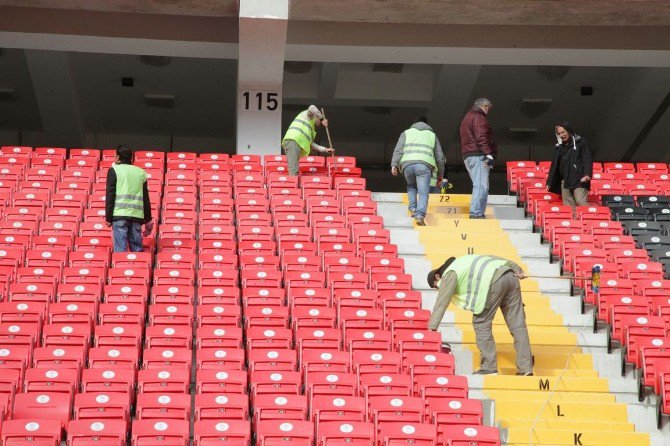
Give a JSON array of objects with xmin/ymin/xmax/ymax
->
[
  {"xmin": 595, "ymin": 69, "xmax": 670, "ymax": 161},
  {"xmin": 427, "ymin": 65, "xmax": 482, "ymax": 162},
  {"xmin": 621, "ymin": 90, "xmax": 670, "ymax": 162},
  {"xmin": 24, "ymin": 49, "xmax": 85, "ymax": 147},
  {"xmin": 318, "ymin": 62, "xmax": 340, "ymax": 101}
]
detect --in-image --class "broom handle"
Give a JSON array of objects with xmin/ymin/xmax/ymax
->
[
  {"xmin": 525, "ymin": 275, "xmax": 592, "ymax": 280},
  {"xmin": 321, "ymin": 108, "xmax": 335, "ymax": 157}
]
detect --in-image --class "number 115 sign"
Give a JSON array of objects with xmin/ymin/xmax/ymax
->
[{"xmin": 240, "ymin": 91, "xmax": 280, "ymax": 111}]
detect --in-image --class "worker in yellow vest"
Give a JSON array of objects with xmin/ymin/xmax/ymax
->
[
  {"xmin": 105, "ymin": 144, "xmax": 153, "ymax": 252},
  {"xmin": 282, "ymin": 105, "xmax": 334, "ymax": 176},
  {"xmin": 391, "ymin": 116, "xmax": 446, "ymax": 226},
  {"xmin": 427, "ymin": 254, "xmax": 533, "ymax": 376}
]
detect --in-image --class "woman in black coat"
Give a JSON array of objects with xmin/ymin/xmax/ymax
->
[{"xmin": 546, "ymin": 122, "xmax": 593, "ymax": 208}]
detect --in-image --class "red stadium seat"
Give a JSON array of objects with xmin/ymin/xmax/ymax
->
[
  {"xmin": 417, "ymin": 374, "xmax": 469, "ymax": 400},
  {"xmin": 302, "ymin": 350, "xmax": 351, "ymax": 377},
  {"xmin": 428, "ymin": 398, "xmax": 483, "ymax": 433},
  {"xmin": 88, "ymin": 346, "xmax": 140, "ymax": 371},
  {"xmin": 193, "ymin": 420, "xmax": 251, "ymax": 446},
  {"xmin": 442, "ymin": 425, "xmax": 501, "ymax": 446},
  {"xmin": 142, "ymin": 347, "xmax": 192, "ymax": 371},
  {"xmin": 194, "ymin": 393, "xmax": 249, "ymax": 421},
  {"xmin": 145, "ymin": 325, "xmax": 192, "ymax": 349},
  {"xmin": 66, "ymin": 419, "xmax": 127, "ymax": 446},
  {"xmin": 255, "ymin": 394, "xmax": 308, "ymax": 425},
  {"xmin": 196, "ymin": 347, "xmax": 245, "ymax": 371},
  {"xmin": 136, "ymin": 368, "xmax": 188, "ymax": 395},
  {"xmin": 196, "ymin": 326, "xmax": 243, "ymax": 349},
  {"xmin": 360, "ymin": 373, "xmax": 412, "ymax": 401},
  {"xmin": 81, "ymin": 368, "xmax": 135, "ymax": 396},
  {"xmin": 196, "ymin": 369, "xmax": 248, "ymax": 394},
  {"xmin": 311, "ymin": 395, "xmax": 366, "ymax": 424},
  {"xmin": 317, "ymin": 421, "xmax": 374, "ymax": 446},
  {"xmin": 256, "ymin": 420, "xmax": 314, "ymax": 446},
  {"xmin": 13, "ymin": 391, "xmax": 72, "ymax": 425},
  {"xmin": 1, "ymin": 419, "xmax": 62, "ymax": 446},
  {"xmin": 73, "ymin": 391, "xmax": 130, "ymax": 425},
  {"xmin": 136, "ymin": 393, "xmax": 192, "ymax": 420},
  {"xmin": 131, "ymin": 419, "xmax": 189, "ymax": 446},
  {"xmin": 369, "ymin": 395, "xmax": 425, "ymax": 433},
  {"xmin": 378, "ymin": 422, "xmax": 436, "ymax": 446},
  {"xmin": 248, "ymin": 349, "xmax": 298, "ymax": 372},
  {"xmin": 249, "ymin": 370, "xmax": 302, "ymax": 400}
]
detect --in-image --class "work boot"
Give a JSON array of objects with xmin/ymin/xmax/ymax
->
[
  {"xmin": 415, "ymin": 218, "xmax": 426, "ymax": 226},
  {"xmin": 473, "ymin": 369, "xmax": 498, "ymax": 375},
  {"xmin": 516, "ymin": 372, "xmax": 534, "ymax": 376}
]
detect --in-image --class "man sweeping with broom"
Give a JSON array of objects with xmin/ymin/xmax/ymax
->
[
  {"xmin": 427, "ymin": 254, "xmax": 534, "ymax": 376},
  {"xmin": 282, "ymin": 105, "xmax": 334, "ymax": 176}
]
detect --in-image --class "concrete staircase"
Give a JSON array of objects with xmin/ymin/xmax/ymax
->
[{"xmin": 373, "ymin": 192, "xmax": 670, "ymax": 446}]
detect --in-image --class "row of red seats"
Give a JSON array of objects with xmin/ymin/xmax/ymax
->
[
  {"xmin": 0, "ymin": 146, "xmax": 357, "ymax": 167},
  {"xmin": 507, "ymin": 160, "xmax": 668, "ymax": 178},
  {"xmin": 509, "ymin": 160, "xmax": 670, "ymax": 200},
  {"xmin": 0, "ymin": 417, "xmax": 497, "ymax": 446},
  {"xmin": 0, "ymin": 148, "xmax": 360, "ymax": 182},
  {"xmin": 513, "ymin": 172, "xmax": 670, "ymax": 205},
  {"xmin": 508, "ymin": 161, "xmax": 670, "ymax": 418}
]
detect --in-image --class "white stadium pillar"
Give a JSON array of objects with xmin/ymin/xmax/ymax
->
[{"xmin": 237, "ymin": 0, "xmax": 289, "ymax": 156}]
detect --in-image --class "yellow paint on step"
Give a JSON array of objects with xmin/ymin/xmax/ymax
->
[
  {"xmin": 501, "ymin": 419, "xmax": 636, "ymax": 431},
  {"xmin": 495, "ymin": 400, "xmax": 629, "ymax": 422},
  {"xmin": 497, "ymin": 368, "xmax": 598, "ymax": 378},
  {"xmin": 471, "ymin": 351, "xmax": 592, "ymax": 372},
  {"xmin": 485, "ymin": 390, "xmax": 615, "ymax": 403},
  {"xmin": 451, "ymin": 310, "xmax": 563, "ymax": 325},
  {"xmin": 484, "ymin": 375, "xmax": 610, "ymax": 393},
  {"xmin": 458, "ymin": 328, "xmax": 577, "ymax": 346},
  {"xmin": 506, "ymin": 428, "xmax": 649, "ymax": 446}
]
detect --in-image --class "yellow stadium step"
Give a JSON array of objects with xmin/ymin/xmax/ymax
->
[
  {"xmin": 506, "ymin": 428, "xmax": 649, "ymax": 446},
  {"xmin": 472, "ymin": 351, "xmax": 593, "ymax": 373},
  {"xmin": 451, "ymin": 309, "xmax": 564, "ymax": 326},
  {"xmin": 495, "ymin": 400, "xmax": 629, "ymax": 422},
  {"xmin": 501, "ymin": 419, "xmax": 636, "ymax": 432},
  {"xmin": 483, "ymin": 375, "xmax": 610, "ymax": 393},
  {"xmin": 404, "ymin": 193, "xmax": 480, "ymax": 207},
  {"xmin": 497, "ymin": 368, "xmax": 599, "ymax": 378},
  {"xmin": 457, "ymin": 327, "xmax": 578, "ymax": 346},
  {"xmin": 485, "ymin": 390, "xmax": 616, "ymax": 404}
]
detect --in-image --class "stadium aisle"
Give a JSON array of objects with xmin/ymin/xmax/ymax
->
[{"xmin": 387, "ymin": 193, "xmax": 652, "ymax": 446}]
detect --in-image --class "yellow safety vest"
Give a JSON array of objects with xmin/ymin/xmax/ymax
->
[
  {"xmin": 282, "ymin": 111, "xmax": 317, "ymax": 157},
  {"xmin": 438, "ymin": 255, "xmax": 507, "ymax": 314},
  {"xmin": 399, "ymin": 128, "xmax": 437, "ymax": 171},
  {"xmin": 113, "ymin": 164, "xmax": 147, "ymax": 220}
]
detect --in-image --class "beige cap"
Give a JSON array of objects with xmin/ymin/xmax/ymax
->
[{"xmin": 307, "ymin": 105, "xmax": 323, "ymax": 120}]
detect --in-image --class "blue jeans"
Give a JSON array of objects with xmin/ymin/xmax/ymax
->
[
  {"xmin": 112, "ymin": 219, "xmax": 143, "ymax": 252},
  {"xmin": 464, "ymin": 156, "xmax": 489, "ymax": 217},
  {"xmin": 403, "ymin": 163, "xmax": 432, "ymax": 219}
]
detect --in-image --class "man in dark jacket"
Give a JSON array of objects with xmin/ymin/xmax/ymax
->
[
  {"xmin": 460, "ymin": 98, "xmax": 497, "ymax": 219},
  {"xmin": 546, "ymin": 122, "xmax": 593, "ymax": 208},
  {"xmin": 391, "ymin": 116, "xmax": 446, "ymax": 226},
  {"xmin": 105, "ymin": 144, "xmax": 153, "ymax": 252}
]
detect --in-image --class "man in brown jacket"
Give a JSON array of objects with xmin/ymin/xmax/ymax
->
[{"xmin": 460, "ymin": 98, "xmax": 497, "ymax": 219}]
